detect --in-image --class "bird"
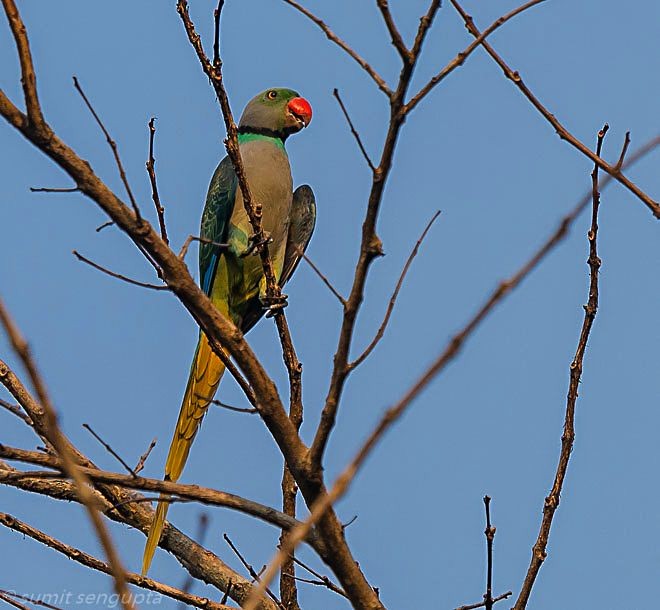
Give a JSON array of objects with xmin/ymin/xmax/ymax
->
[{"xmin": 141, "ymin": 87, "xmax": 315, "ymax": 574}]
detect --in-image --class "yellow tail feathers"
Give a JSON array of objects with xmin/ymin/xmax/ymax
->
[{"xmin": 141, "ymin": 335, "xmax": 226, "ymax": 575}]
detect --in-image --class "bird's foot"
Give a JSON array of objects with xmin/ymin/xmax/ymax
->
[
  {"xmin": 240, "ymin": 232, "xmax": 272, "ymax": 258},
  {"xmin": 261, "ymin": 293, "xmax": 289, "ymax": 318}
]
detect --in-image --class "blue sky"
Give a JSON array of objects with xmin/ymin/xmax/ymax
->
[{"xmin": 1, "ymin": 1, "xmax": 659, "ymax": 609}]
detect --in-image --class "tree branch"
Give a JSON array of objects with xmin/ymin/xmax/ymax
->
[
  {"xmin": 0, "ymin": 512, "xmax": 233, "ymax": 610},
  {"xmin": 146, "ymin": 117, "xmax": 168, "ymax": 245},
  {"xmin": 404, "ymin": 0, "xmax": 547, "ymax": 115},
  {"xmin": 512, "ymin": 124, "xmax": 608, "ymax": 610},
  {"xmin": 72, "ymin": 250, "xmax": 168, "ymax": 291},
  {"xmin": 0, "ymin": 299, "xmax": 135, "ymax": 610},
  {"xmin": 349, "ymin": 210, "xmax": 441, "ymax": 369},
  {"xmin": 449, "ymin": 0, "xmax": 660, "ymax": 219},
  {"xmin": 281, "ymin": 0, "xmax": 392, "ymax": 97},
  {"xmin": 72, "ymin": 76, "xmax": 142, "ymax": 223}
]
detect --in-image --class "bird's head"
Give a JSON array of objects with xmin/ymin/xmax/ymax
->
[{"xmin": 238, "ymin": 88, "xmax": 312, "ymax": 141}]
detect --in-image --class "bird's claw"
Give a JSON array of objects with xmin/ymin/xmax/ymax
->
[
  {"xmin": 240, "ymin": 232, "xmax": 273, "ymax": 258},
  {"xmin": 261, "ymin": 293, "xmax": 289, "ymax": 318}
]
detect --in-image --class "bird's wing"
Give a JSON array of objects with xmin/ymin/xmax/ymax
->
[
  {"xmin": 239, "ymin": 184, "xmax": 316, "ymax": 335},
  {"xmin": 199, "ymin": 156, "xmax": 238, "ymax": 296},
  {"xmin": 280, "ymin": 184, "xmax": 316, "ymax": 286}
]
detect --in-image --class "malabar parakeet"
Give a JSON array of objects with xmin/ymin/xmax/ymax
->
[{"xmin": 142, "ymin": 88, "xmax": 315, "ymax": 574}]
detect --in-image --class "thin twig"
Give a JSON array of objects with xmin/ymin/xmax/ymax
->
[
  {"xmin": 95, "ymin": 220, "xmax": 114, "ymax": 232},
  {"xmin": 615, "ymin": 131, "xmax": 631, "ymax": 171},
  {"xmin": 291, "ymin": 556, "xmax": 347, "ymax": 598},
  {"xmin": 223, "ymin": 534, "xmax": 283, "ymax": 608},
  {"xmin": 72, "ymin": 250, "xmax": 168, "ymax": 291},
  {"xmin": 300, "ymin": 251, "xmax": 346, "ymax": 306},
  {"xmin": 0, "ymin": 591, "xmax": 31, "ymax": 610},
  {"xmin": 333, "ymin": 88, "xmax": 375, "ymax": 172},
  {"xmin": 513, "ymin": 124, "xmax": 609, "ymax": 610},
  {"xmin": 146, "ymin": 117, "xmax": 168, "ymax": 245},
  {"xmin": 0, "ymin": 513, "xmax": 232, "ymax": 610},
  {"xmin": 0, "ymin": 398, "xmax": 33, "ymax": 426},
  {"xmin": 133, "ymin": 438, "xmax": 157, "ymax": 475},
  {"xmin": 72, "ymin": 76, "xmax": 142, "ymax": 222},
  {"xmin": 282, "ymin": 0, "xmax": 392, "ymax": 97},
  {"xmin": 208, "ymin": 397, "xmax": 258, "ymax": 414},
  {"xmin": 178, "ymin": 235, "xmax": 229, "ymax": 261},
  {"xmin": 376, "ymin": 0, "xmax": 410, "ymax": 61},
  {"xmin": 29, "ymin": 186, "xmax": 79, "ymax": 193},
  {"xmin": 484, "ymin": 496, "xmax": 495, "ymax": 610},
  {"xmin": 349, "ymin": 210, "xmax": 441, "ymax": 369},
  {"xmin": 0, "ymin": 589, "xmax": 62, "ymax": 610},
  {"xmin": 83, "ymin": 423, "xmax": 136, "ymax": 476},
  {"xmin": 455, "ymin": 591, "xmax": 513, "ymax": 610},
  {"xmin": 411, "ymin": 0, "xmax": 442, "ymax": 58},
  {"xmin": 449, "ymin": 0, "xmax": 660, "ymax": 219},
  {"xmin": 177, "ymin": 513, "xmax": 209, "ymax": 608}
]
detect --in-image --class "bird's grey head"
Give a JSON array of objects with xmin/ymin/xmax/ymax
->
[{"xmin": 238, "ymin": 88, "xmax": 312, "ymax": 140}]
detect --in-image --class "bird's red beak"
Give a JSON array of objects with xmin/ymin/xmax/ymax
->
[{"xmin": 287, "ymin": 97, "xmax": 313, "ymax": 127}]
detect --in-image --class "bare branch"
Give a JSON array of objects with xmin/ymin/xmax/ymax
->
[
  {"xmin": 376, "ymin": 0, "xmax": 410, "ymax": 61},
  {"xmin": 405, "ymin": 0, "xmax": 547, "ymax": 115},
  {"xmin": 1, "ymin": 0, "xmax": 45, "ymax": 129},
  {"xmin": 72, "ymin": 250, "xmax": 168, "ymax": 291},
  {"xmin": 291, "ymin": 556, "xmax": 347, "ymax": 598},
  {"xmin": 83, "ymin": 423, "xmax": 137, "ymax": 476},
  {"xmin": 455, "ymin": 591, "xmax": 513, "ymax": 610},
  {"xmin": 281, "ymin": 0, "xmax": 392, "ymax": 97},
  {"xmin": 300, "ymin": 250, "xmax": 346, "ymax": 306},
  {"xmin": 0, "ymin": 512, "xmax": 233, "ymax": 610},
  {"xmin": 411, "ymin": 0, "xmax": 442, "ymax": 58},
  {"xmin": 615, "ymin": 130, "xmax": 632, "ymax": 171},
  {"xmin": 146, "ymin": 117, "xmax": 168, "ymax": 244},
  {"xmin": 513, "ymin": 124, "xmax": 608, "ymax": 610},
  {"xmin": 246, "ymin": 129, "xmax": 660, "ymax": 607},
  {"xmin": 96, "ymin": 220, "xmax": 114, "ymax": 232},
  {"xmin": 29, "ymin": 186, "xmax": 79, "ymax": 193},
  {"xmin": 333, "ymin": 88, "xmax": 375, "ymax": 172},
  {"xmin": 349, "ymin": 210, "xmax": 441, "ymax": 369},
  {"xmin": 449, "ymin": 0, "xmax": 660, "ymax": 219},
  {"xmin": 72, "ymin": 76, "xmax": 142, "ymax": 222},
  {"xmin": 0, "ymin": 398, "xmax": 33, "ymax": 426},
  {"xmin": 0, "ymin": 590, "xmax": 32, "ymax": 610},
  {"xmin": 177, "ymin": 234, "xmax": 229, "ymax": 261},
  {"xmin": 0, "ymin": 459, "xmax": 280, "ymax": 610},
  {"xmin": 133, "ymin": 438, "xmax": 157, "ymax": 475},
  {"xmin": 0, "ymin": 589, "xmax": 62, "ymax": 610},
  {"xmin": 0, "ymin": 299, "xmax": 135, "ymax": 610},
  {"xmin": 223, "ymin": 534, "xmax": 283, "ymax": 608},
  {"xmin": 0, "ymin": 444, "xmax": 324, "ymax": 553},
  {"xmin": 209, "ymin": 397, "xmax": 258, "ymax": 415}
]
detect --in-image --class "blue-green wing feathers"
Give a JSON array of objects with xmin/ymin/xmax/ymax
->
[{"xmin": 199, "ymin": 156, "xmax": 238, "ymax": 295}]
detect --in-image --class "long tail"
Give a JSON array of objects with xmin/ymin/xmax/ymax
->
[{"xmin": 141, "ymin": 334, "xmax": 226, "ymax": 574}]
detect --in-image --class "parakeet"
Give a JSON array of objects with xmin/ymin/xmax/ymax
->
[{"xmin": 142, "ymin": 88, "xmax": 314, "ymax": 574}]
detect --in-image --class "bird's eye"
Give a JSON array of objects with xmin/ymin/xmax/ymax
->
[{"xmin": 267, "ymin": 90, "xmax": 277, "ymax": 100}]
